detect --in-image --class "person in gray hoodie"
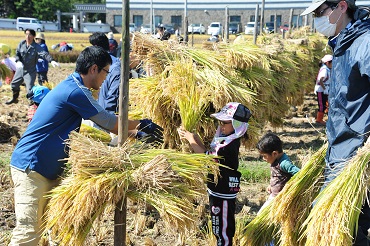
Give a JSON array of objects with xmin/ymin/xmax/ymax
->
[{"xmin": 5, "ymin": 29, "xmax": 59, "ymax": 104}]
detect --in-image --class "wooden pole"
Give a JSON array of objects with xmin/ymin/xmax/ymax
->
[
  {"xmin": 225, "ymin": 6, "xmax": 229, "ymax": 42},
  {"xmin": 253, "ymin": 4, "xmax": 259, "ymax": 44},
  {"xmin": 289, "ymin": 8, "xmax": 293, "ymax": 34},
  {"xmin": 114, "ymin": 0, "xmax": 130, "ymax": 245}
]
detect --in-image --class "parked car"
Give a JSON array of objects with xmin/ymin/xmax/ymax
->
[
  {"xmin": 140, "ymin": 24, "xmax": 152, "ymax": 34},
  {"xmin": 244, "ymin": 22, "xmax": 260, "ymax": 35},
  {"xmin": 280, "ymin": 24, "xmax": 290, "ymax": 33},
  {"xmin": 188, "ymin": 23, "xmax": 206, "ymax": 34},
  {"xmin": 207, "ymin": 22, "xmax": 222, "ymax": 35},
  {"xmin": 263, "ymin": 22, "xmax": 274, "ymax": 33},
  {"xmin": 163, "ymin": 24, "xmax": 175, "ymax": 34},
  {"xmin": 129, "ymin": 23, "xmax": 137, "ymax": 32},
  {"xmin": 229, "ymin": 22, "xmax": 242, "ymax": 34}
]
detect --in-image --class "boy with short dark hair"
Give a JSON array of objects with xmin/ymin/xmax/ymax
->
[{"xmin": 256, "ymin": 132, "xmax": 300, "ymax": 213}]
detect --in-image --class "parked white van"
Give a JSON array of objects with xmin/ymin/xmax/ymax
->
[{"xmin": 16, "ymin": 17, "xmax": 44, "ymax": 31}]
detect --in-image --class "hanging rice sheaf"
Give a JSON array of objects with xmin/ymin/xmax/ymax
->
[
  {"xmin": 240, "ymin": 143, "xmax": 327, "ymax": 245},
  {"xmin": 301, "ymin": 140, "xmax": 370, "ymax": 246},
  {"xmin": 129, "ymin": 32, "xmax": 327, "ymax": 149},
  {"xmin": 44, "ymin": 132, "xmax": 220, "ymax": 246},
  {"xmin": 270, "ymin": 143, "xmax": 327, "ymax": 245}
]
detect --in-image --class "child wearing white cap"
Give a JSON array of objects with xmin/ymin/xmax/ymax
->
[
  {"xmin": 314, "ymin": 54, "xmax": 332, "ymax": 124},
  {"xmin": 178, "ymin": 102, "xmax": 251, "ymax": 246}
]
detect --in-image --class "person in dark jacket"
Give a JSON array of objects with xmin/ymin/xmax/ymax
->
[
  {"xmin": 302, "ymin": 1, "xmax": 370, "ymax": 245},
  {"xmin": 34, "ymin": 33, "xmax": 49, "ymax": 85},
  {"xmin": 97, "ymin": 58, "xmax": 162, "ymax": 144},
  {"xmin": 178, "ymin": 102, "xmax": 251, "ymax": 246},
  {"xmin": 5, "ymin": 29, "xmax": 59, "ymax": 104},
  {"xmin": 89, "ymin": 32, "xmax": 119, "ymax": 66},
  {"xmin": 107, "ymin": 32, "xmax": 118, "ymax": 57}
]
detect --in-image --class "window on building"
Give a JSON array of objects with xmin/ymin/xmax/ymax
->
[
  {"xmin": 114, "ymin": 15, "xmax": 122, "ymax": 27},
  {"xmin": 230, "ymin": 16, "xmax": 241, "ymax": 23},
  {"xmin": 250, "ymin": 15, "xmax": 260, "ymax": 22},
  {"xmin": 171, "ymin": 16, "xmax": 182, "ymax": 30},
  {"xmin": 270, "ymin": 15, "xmax": 282, "ymax": 26},
  {"xmin": 292, "ymin": 15, "xmax": 303, "ymax": 28},
  {"xmin": 133, "ymin": 15, "xmax": 143, "ymax": 28},
  {"xmin": 154, "ymin": 15, "xmax": 163, "ymax": 27}
]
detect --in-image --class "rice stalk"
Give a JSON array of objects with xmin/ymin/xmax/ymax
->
[
  {"xmin": 270, "ymin": 143, "xmax": 327, "ymax": 245},
  {"xmin": 45, "ymin": 132, "xmax": 219, "ymax": 245},
  {"xmin": 301, "ymin": 140, "xmax": 370, "ymax": 245},
  {"xmin": 239, "ymin": 201, "xmax": 278, "ymax": 246},
  {"xmin": 0, "ymin": 63, "xmax": 11, "ymax": 80}
]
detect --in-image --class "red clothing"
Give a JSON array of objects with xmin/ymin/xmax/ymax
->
[{"xmin": 27, "ymin": 104, "xmax": 38, "ymax": 123}]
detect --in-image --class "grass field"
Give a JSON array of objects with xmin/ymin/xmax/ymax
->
[{"xmin": 1, "ymin": 29, "xmax": 248, "ymax": 55}]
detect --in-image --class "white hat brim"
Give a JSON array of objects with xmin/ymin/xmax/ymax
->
[
  {"xmin": 210, "ymin": 112, "xmax": 233, "ymax": 121},
  {"xmin": 301, "ymin": 0, "xmax": 326, "ymax": 16}
]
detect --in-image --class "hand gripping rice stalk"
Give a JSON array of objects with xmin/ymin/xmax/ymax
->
[{"xmin": 301, "ymin": 139, "xmax": 370, "ymax": 246}]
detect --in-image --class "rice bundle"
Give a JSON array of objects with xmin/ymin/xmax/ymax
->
[
  {"xmin": 129, "ymin": 32, "xmax": 326, "ymax": 149},
  {"xmin": 79, "ymin": 123, "xmax": 112, "ymax": 144},
  {"xmin": 239, "ymin": 201, "xmax": 278, "ymax": 246},
  {"xmin": 240, "ymin": 143, "xmax": 327, "ymax": 245},
  {"xmin": 301, "ymin": 140, "xmax": 370, "ymax": 245},
  {"xmin": 45, "ymin": 132, "xmax": 219, "ymax": 245},
  {"xmin": 0, "ymin": 63, "xmax": 11, "ymax": 80},
  {"xmin": 270, "ymin": 143, "xmax": 327, "ymax": 245}
]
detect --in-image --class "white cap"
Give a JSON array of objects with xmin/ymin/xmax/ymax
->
[{"xmin": 321, "ymin": 54, "xmax": 333, "ymax": 63}]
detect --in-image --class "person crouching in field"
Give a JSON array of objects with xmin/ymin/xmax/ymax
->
[
  {"xmin": 178, "ymin": 102, "xmax": 251, "ymax": 246},
  {"xmin": 257, "ymin": 132, "xmax": 300, "ymax": 214},
  {"xmin": 26, "ymin": 85, "xmax": 51, "ymax": 123}
]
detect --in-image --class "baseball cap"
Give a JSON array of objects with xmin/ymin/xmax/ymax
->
[
  {"xmin": 301, "ymin": 0, "xmax": 356, "ymax": 16},
  {"xmin": 27, "ymin": 86, "xmax": 51, "ymax": 104},
  {"xmin": 321, "ymin": 54, "xmax": 333, "ymax": 63},
  {"xmin": 211, "ymin": 102, "xmax": 251, "ymax": 123}
]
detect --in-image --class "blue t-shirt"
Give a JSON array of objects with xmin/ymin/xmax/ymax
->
[{"xmin": 10, "ymin": 72, "xmax": 103, "ymax": 180}]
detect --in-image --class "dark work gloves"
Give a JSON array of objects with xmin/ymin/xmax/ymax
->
[{"xmin": 137, "ymin": 119, "xmax": 164, "ymax": 144}]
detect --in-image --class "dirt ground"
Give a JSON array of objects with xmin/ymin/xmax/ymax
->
[{"xmin": 0, "ymin": 64, "xmax": 326, "ymax": 245}]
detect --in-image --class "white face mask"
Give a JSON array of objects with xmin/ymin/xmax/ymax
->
[{"xmin": 314, "ymin": 8, "xmax": 342, "ymax": 37}]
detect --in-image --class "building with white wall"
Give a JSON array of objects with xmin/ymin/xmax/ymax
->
[{"xmin": 105, "ymin": 0, "xmax": 370, "ymax": 33}]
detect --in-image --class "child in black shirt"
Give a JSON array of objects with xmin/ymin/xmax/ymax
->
[{"xmin": 178, "ymin": 102, "xmax": 251, "ymax": 246}]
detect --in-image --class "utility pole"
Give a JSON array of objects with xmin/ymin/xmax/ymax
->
[{"xmin": 260, "ymin": 0, "xmax": 265, "ymax": 35}]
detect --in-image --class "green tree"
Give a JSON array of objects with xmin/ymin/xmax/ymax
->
[{"xmin": 33, "ymin": 0, "xmax": 72, "ymax": 21}]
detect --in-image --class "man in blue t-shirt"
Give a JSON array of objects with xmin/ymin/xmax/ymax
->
[{"xmin": 8, "ymin": 46, "xmax": 161, "ymax": 246}]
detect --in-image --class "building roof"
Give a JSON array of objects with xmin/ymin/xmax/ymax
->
[{"xmin": 107, "ymin": 0, "xmax": 370, "ymax": 10}]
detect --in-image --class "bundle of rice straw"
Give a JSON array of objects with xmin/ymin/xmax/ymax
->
[
  {"xmin": 129, "ymin": 32, "xmax": 325, "ymax": 149},
  {"xmin": 44, "ymin": 132, "xmax": 219, "ymax": 246},
  {"xmin": 300, "ymin": 139, "xmax": 370, "ymax": 245},
  {"xmin": 240, "ymin": 201, "xmax": 278, "ymax": 246},
  {"xmin": 240, "ymin": 143, "xmax": 328, "ymax": 245},
  {"xmin": 270, "ymin": 143, "xmax": 327, "ymax": 245}
]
